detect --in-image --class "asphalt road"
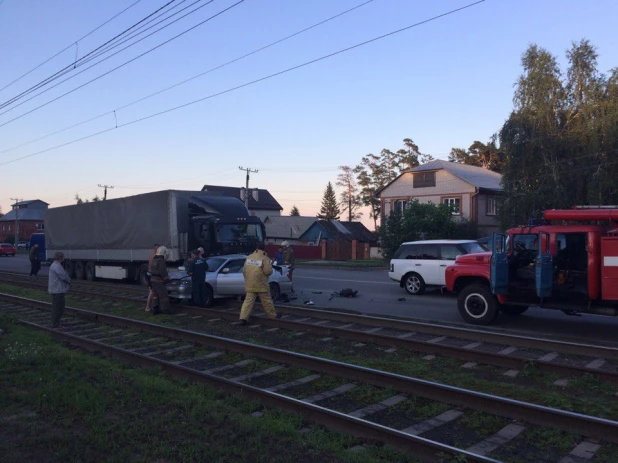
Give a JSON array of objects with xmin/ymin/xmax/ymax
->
[{"xmin": 2, "ymin": 254, "xmax": 617, "ymax": 345}]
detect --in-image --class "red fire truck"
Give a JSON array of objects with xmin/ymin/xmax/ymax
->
[{"xmin": 445, "ymin": 207, "xmax": 618, "ymax": 325}]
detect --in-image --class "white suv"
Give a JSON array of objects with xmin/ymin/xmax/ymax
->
[{"xmin": 389, "ymin": 240, "xmax": 486, "ymax": 295}]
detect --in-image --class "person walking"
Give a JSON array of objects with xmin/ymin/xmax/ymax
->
[
  {"xmin": 29, "ymin": 243, "xmax": 41, "ymax": 279},
  {"xmin": 149, "ymin": 246, "xmax": 172, "ymax": 315},
  {"xmin": 281, "ymin": 241, "xmax": 296, "ymax": 292},
  {"xmin": 187, "ymin": 249, "xmax": 208, "ymax": 307},
  {"xmin": 144, "ymin": 243, "xmax": 160, "ymax": 312},
  {"xmin": 48, "ymin": 252, "xmax": 71, "ymax": 328},
  {"xmin": 239, "ymin": 242, "xmax": 281, "ymax": 326}
]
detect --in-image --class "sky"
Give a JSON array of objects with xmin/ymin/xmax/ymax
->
[{"xmin": 1, "ymin": 0, "xmax": 617, "ymax": 230}]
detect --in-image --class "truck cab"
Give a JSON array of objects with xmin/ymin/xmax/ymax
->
[{"xmin": 445, "ymin": 207, "xmax": 618, "ymax": 325}]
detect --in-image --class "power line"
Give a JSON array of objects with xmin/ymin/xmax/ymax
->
[
  {"xmin": 0, "ymin": 0, "xmax": 240, "ymax": 127},
  {"xmin": 0, "ymin": 0, "xmax": 375, "ymax": 156},
  {"xmin": 0, "ymin": 0, "xmax": 209, "ymax": 115},
  {"xmin": 0, "ymin": 0, "xmax": 485, "ymax": 166},
  {"xmin": 0, "ymin": 0, "xmax": 143, "ymax": 94}
]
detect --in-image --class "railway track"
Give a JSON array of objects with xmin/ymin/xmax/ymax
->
[
  {"xmin": 1, "ymin": 292, "xmax": 617, "ymax": 462},
  {"xmin": 3, "ymin": 275, "xmax": 618, "ymax": 388}
]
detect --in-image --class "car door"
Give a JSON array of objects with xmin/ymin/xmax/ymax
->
[
  {"xmin": 215, "ymin": 258, "xmax": 246, "ymax": 295},
  {"xmin": 420, "ymin": 244, "xmax": 440, "ymax": 285},
  {"xmin": 439, "ymin": 244, "xmax": 464, "ymax": 285}
]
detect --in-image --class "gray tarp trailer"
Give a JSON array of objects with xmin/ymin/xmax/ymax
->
[{"xmin": 45, "ymin": 190, "xmax": 264, "ymax": 284}]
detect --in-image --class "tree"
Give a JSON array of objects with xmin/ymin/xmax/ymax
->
[
  {"xmin": 336, "ymin": 165, "xmax": 363, "ymax": 222},
  {"xmin": 354, "ymin": 153, "xmax": 386, "ymax": 231},
  {"xmin": 317, "ymin": 182, "xmax": 340, "ymax": 220},
  {"xmin": 289, "ymin": 205, "xmax": 300, "ymax": 216},
  {"xmin": 75, "ymin": 193, "xmax": 102, "ymax": 204},
  {"xmin": 498, "ymin": 40, "xmax": 618, "ymax": 228},
  {"xmin": 449, "ymin": 136, "xmax": 505, "ymax": 173}
]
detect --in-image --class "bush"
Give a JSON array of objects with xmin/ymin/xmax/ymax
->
[{"xmin": 379, "ymin": 200, "xmax": 481, "ymax": 259}]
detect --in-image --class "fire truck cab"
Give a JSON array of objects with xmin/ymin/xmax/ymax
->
[{"xmin": 445, "ymin": 207, "xmax": 618, "ymax": 325}]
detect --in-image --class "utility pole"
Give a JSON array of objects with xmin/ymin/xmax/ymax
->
[
  {"xmin": 98, "ymin": 184, "xmax": 114, "ymax": 200},
  {"xmin": 238, "ymin": 166, "xmax": 258, "ymax": 208},
  {"xmin": 10, "ymin": 197, "xmax": 22, "ymax": 242}
]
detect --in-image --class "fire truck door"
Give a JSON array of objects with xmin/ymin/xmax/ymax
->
[
  {"xmin": 490, "ymin": 232, "xmax": 508, "ymax": 295},
  {"xmin": 535, "ymin": 231, "xmax": 552, "ymax": 298}
]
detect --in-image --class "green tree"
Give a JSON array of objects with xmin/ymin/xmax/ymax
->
[
  {"xmin": 336, "ymin": 165, "xmax": 363, "ymax": 222},
  {"xmin": 354, "ymin": 153, "xmax": 386, "ymax": 231},
  {"xmin": 498, "ymin": 40, "xmax": 618, "ymax": 228},
  {"xmin": 317, "ymin": 182, "xmax": 340, "ymax": 220},
  {"xmin": 289, "ymin": 205, "xmax": 300, "ymax": 216},
  {"xmin": 449, "ymin": 135, "xmax": 505, "ymax": 173}
]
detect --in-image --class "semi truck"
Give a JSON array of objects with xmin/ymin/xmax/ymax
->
[
  {"xmin": 45, "ymin": 190, "xmax": 265, "ymax": 285},
  {"xmin": 445, "ymin": 206, "xmax": 618, "ymax": 325}
]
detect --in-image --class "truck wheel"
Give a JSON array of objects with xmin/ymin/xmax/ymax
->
[
  {"xmin": 403, "ymin": 273, "xmax": 426, "ymax": 295},
  {"xmin": 500, "ymin": 305, "xmax": 529, "ymax": 317},
  {"xmin": 137, "ymin": 264, "xmax": 150, "ymax": 286},
  {"xmin": 74, "ymin": 261, "xmax": 85, "ymax": 280},
  {"xmin": 85, "ymin": 262, "xmax": 96, "ymax": 281},
  {"xmin": 269, "ymin": 282, "xmax": 281, "ymax": 302},
  {"xmin": 457, "ymin": 284, "xmax": 499, "ymax": 325},
  {"xmin": 64, "ymin": 260, "xmax": 75, "ymax": 278},
  {"xmin": 204, "ymin": 286, "xmax": 214, "ymax": 308}
]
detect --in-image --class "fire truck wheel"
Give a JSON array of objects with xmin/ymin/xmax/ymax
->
[
  {"xmin": 500, "ymin": 305, "xmax": 529, "ymax": 317},
  {"xmin": 457, "ymin": 284, "xmax": 499, "ymax": 325}
]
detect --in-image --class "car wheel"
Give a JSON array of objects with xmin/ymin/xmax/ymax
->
[
  {"xmin": 269, "ymin": 282, "xmax": 281, "ymax": 301},
  {"xmin": 137, "ymin": 264, "xmax": 150, "ymax": 286},
  {"xmin": 457, "ymin": 284, "xmax": 499, "ymax": 325},
  {"xmin": 403, "ymin": 273, "xmax": 426, "ymax": 295},
  {"xmin": 204, "ymin": 286, "xmax": 214, "ymax": 308},
  {"xmin": 500, "ymin": 305, "xmax": 529, "ymax": 317},
  {"xmin": 74, "ymin": 261, "xmax": 85, "ymax": 280},
  {"xmin": 85, "ymin": 262, "xmax": 96, "ymax": 281}
]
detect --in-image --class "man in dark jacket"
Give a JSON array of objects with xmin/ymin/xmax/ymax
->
[
  {"xmin": 187, "ymin": 249, "xmax": 208, "ymax": 307},
  {"xmin": 149, "ymin": 246, "xmax": 172, "ymax": 315},
  {"xmin": 29, "ymin": 243, "xmax": 40, "ymax": 279}
]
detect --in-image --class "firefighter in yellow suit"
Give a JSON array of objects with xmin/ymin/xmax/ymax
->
[{"xmin": 239, "ymin": 242, "xmax": 281, "ymax": 325}]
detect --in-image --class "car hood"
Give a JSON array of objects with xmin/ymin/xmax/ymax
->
[{"xmin": 455, "ymin": 251, "xmax": 492, "ymax": 265}]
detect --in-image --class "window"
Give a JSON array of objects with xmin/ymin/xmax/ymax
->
[
  {"xmin": 394, "ymin": 200, "xmax": 407, "ymax": 213},
  {"xmin": 486, "ymin": 197, "xmax": 497, "ymax": 215},
  {"xmin": 443, "ymin": 197, "xmax": 461, "ymax": 215},
  {"xmin": 225, "ymin": 259, "xmax": 246, "ymax": 274},
  {"xmin": 440, "ymin": 244, "xmax": 463, "ymax": 260},
  {"xmin": 421, "ymin": 244, "xmax": 439, "ymax": 260},
  {"xmin": 36, "ymin": 223, "xmax": 45, "ymax": 230},
  {"xmin": 413, "ymin": 172, "xmax": 436, "ymax": 188},
  {"xmin": 393, "ymin": 244, "xmax": 421, "ymax": 259}
]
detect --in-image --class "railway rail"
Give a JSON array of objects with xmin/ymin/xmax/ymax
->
[
  {"xmin": 3, "ymin": 274, "xmax": 618, "ymax": 387},
  {"xmin": 2, "ymin": 292, "xmax": 617, "ymax": 462}
]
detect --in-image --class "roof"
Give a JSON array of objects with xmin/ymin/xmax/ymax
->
[
  {"xmin": 263, "ymin": 216, "xmax": 316, "ymax": 239},
  {"xmin": 14, "ymin": 199, "xmax": 49, "ymax": 206},
  {"xmin": 301, "ymin": 220, "xmax": 376, "ymax": 243},
  {"xmin": 201, "ymin": 185, "xmax": 282, "ymax": 211},
  {"xmin": 409, "ymin": 160, "xmax": 502, "ymax": 191},
  {"xmin": 0, "ymin": 209, "xmax": 46, "ymax": 222}
]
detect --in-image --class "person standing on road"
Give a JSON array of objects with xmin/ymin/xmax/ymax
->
[
  {"xmin": 144, "ymin": 243, "xmax": 160, "ymax": 312},
  {"xmin": 29, "ymin": 243, "xmax": 41, "ymax": 279},
  {"xmin": 48, "ymin": 252, "xmax": 71, "ymax": 328},
  {"xmin": 149, "ymin": 246, "xmax": 172, "ymax": 315},
  {"xmin": 281, "ymin": 241, "xmax": 296, "ymax": 292},
  {"xmin": 187, "ymin": 249, "xmax": 208, "ymax": 307},
  {"xmin": 239, "ymin": 242, "xmax": 281, "ymax": 326}
]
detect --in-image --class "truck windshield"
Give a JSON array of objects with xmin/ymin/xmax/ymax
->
[
  {"xmin": 460, "ymin": 242, "xmax": 486, "ymax": 254},
  {"xmin": 216, "ymin": 223, "xmax": 263, "ymax": 243}
]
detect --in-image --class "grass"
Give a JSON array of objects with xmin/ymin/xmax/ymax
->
[{"xmin": 0, "ymin": 314, "xmax": 421, "ymax": 463}]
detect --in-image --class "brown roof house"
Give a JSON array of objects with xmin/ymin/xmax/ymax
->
[
  {"xmin": 376, "ymin": 160, "xmax": 502, "ymax": 234},
  {"xmin": 263, "ymin": 216, "xmax": 317, "ymax": 246},
  {"xmin": 0, "ymin": 199, "xmax": 49, "ymax": 242}
]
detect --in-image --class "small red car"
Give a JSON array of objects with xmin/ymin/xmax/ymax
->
[{"xmin": 0, "ymin": 243, "xmax": 16, "ymax": 256}]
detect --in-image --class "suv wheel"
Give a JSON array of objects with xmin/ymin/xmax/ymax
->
[
  {"xmin": 404, "ymin": 273, "xmax": 426, "ymax": 295},
  {"xmin": 457, "ymin": 284, "xmax": 499, "ymax": 325}
]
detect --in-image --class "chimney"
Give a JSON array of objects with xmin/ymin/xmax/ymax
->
[{"xmin": 251, "ymin": 189, "xmax": 259, "ymax": 202}]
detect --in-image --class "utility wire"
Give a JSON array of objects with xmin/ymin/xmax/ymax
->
[
  {"xmin": 0, "ymin": 0, "xmax": 143, "ymax": 94},
  {"xmin": 0, "ymin": 0, "xmax": 185, "ymax": 110},
  {"xmin": 0, "ymin": 0, "xmax": 239, "ymax": 127},
  {"xmin": 0, "ymin": 0, "xmax": 375, "ymax": 155},
  {"xmin": 1, "ymin": 0, "xmax": 485, "ymax": 166}
]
